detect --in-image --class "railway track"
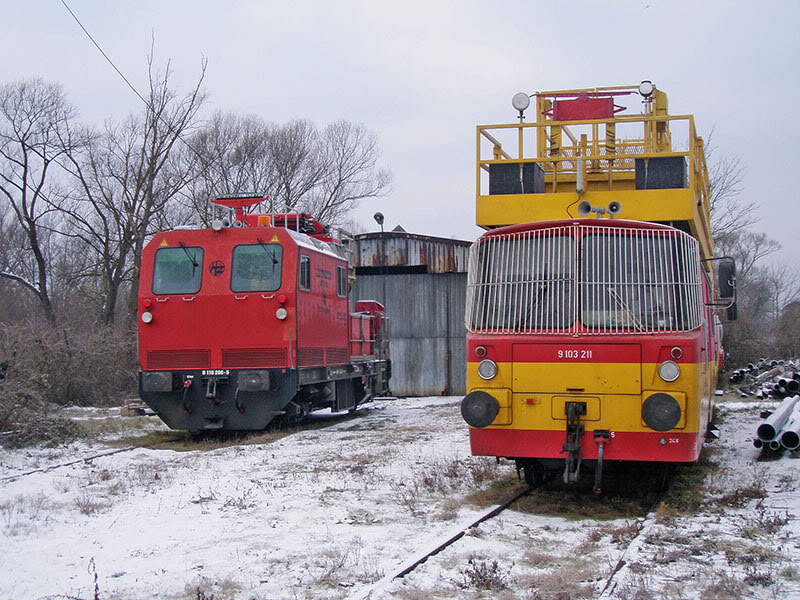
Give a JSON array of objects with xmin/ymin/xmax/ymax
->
[
  {"xmin": 348, "ymin": 483, "xmax": 534, "ymax": 600},
  {"xmin": 0, "ymin": 403, "xmax": 376, "ymax": 484},
  {"xmin": 348, "ymin": 473, "xmax": 664, "ymax": 600},
  {"xmin": 596, "ymin": 514, "xmax": 658, "ymax": 598},
  {"xmin": 0, "ymin": 437, "xmax": 184, "ymax": 484}
]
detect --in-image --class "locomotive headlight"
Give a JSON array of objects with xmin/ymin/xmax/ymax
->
[
  {"xmin": 658, "ymin": 360, "xmax": 681, "ymax": 382},
  {"xmin": 141, "ymin": 371, "xmax": 172, "ymax": 392},
  {"xmin": 275, "ymin": 307, "xmax": 288, "ymax": 320},
  {"xmin": 141, "ymin": 311, "xmax": 153, "ymax": 324},
  {"xmin": 239, "ymin": 369, "xmax": 271, "ymax": 392},
  {"xmin": 477, "ymin": 359, "xmax": 498, "ymax": 380}
]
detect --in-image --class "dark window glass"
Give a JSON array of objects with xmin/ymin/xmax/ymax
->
[
  {"xmin": 299, "ymin": 255, "xmax": 311, "ymax": 291},
  {"xmin": 153, "ymin": 246, "xmax": 203, "ymax": 294},
  {"xmin": 580, "ymin": 233, "xmax": 699, "ymax": 331},
  {"xmin": 336, "ymin": 265, "xmax": 347, "ymax": 298},
  {"xmin": 468, "ymin": 234, "xmax": 574, "ymax": 331},
  {"xmin": 231, "ymin": 244, "xmax": 283, "ymax": 292}
]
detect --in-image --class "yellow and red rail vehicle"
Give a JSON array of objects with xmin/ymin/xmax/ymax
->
[
  {"xmin": 137, "ymin": 195, "xmax": 390, "ymax": 431},
  {"xmin": 461, "ymin": 83, "xmax": 736, "ymax": 489}
]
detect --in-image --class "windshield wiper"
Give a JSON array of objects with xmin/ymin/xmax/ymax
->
[
  {"xmin": 257, "ymin": 238, "xmax": 279, "ymax": 272},
  {"xmin": 606, "ymin": 287, "xmax": 644, "ymax": 331},
  {"xmin": 178, "ymin": 242, "xmax": 199, "ymax": 275}
]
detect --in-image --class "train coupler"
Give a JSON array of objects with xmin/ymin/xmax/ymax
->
[
  {"xmin": 204, "ymin": 375, "xmax": 229, "ymax": 403},
  {"xmin": 562, "ymin": 402, "xmax": 586, "ymax": 484}
]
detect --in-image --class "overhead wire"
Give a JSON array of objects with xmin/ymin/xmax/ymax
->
[
  {"xmin": 59, "ymin": 0, "xmax": 235, "ymax": 202},
  {"xmin": 59, "ymin": 0, "xmax": 151, "ymax": 110}
]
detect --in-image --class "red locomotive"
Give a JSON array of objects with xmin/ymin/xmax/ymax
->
[{"xmin": 137, "ymin": 195, "xmax": 390, "ymax": 430}]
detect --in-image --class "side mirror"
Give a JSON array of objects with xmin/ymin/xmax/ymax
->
[{"xmin": 718, "ymin": 259, "xmax": 736, "ymax": 299}]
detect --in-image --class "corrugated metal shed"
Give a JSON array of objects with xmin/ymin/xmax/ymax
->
[
  {"xmin": 355, "ymin": 231, "xmax": 470, "ymax": 273},
  {"xmin": 351, "ymin": 231, "xmax": 471, "ymax": 397},
  {"xmin": 352, "ymin": 273, "xmax": 466, "ymax": 397}
]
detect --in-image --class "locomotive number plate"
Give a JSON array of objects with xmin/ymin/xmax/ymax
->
[
  {"xmin": 556, "ymin": 348, "xmax": 593, "ymax": 360},
  {"xmin": 202, "ymin": 369, "xmax": 230, "ymax": 376}
]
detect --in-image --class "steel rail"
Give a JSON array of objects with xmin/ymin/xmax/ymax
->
[
  {"xmin": 347, "ymin": 484, "xmax": 532, "ymax": 600},
  {"xmin": 0, "ymin": 438, "xmax": 184, "ymax": 483}
]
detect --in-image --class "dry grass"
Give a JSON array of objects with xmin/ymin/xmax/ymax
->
[
  {"xmin": 479, "ymin": 476, "xmax": 656, "ymax": 521},
  {"xmin": 585, "ymin": 521, "xmax": 643, "ymax": 546},
  {"xmin": 518, "ymin": 562, "xmax": 596, "ymax": 599},
  {"xmin": 392, "ymin": 454, "xmax": 507, "ymax": 516},
  {"xmin": 465, "ymin": 473, "xmax": 526, "ymax": 508},
  {"xmin": 457, "ymin": 557, "xmax": 510, "ymax": 591},
  {"xmin": 521, "ymin": 549, "xmax": 561, "ymax": 568},
  {"xmin": 312, "ymin": 536, "xmax": 375, "ymax": 588},
  {"xmin": 74, "ymin": 492, "xmax": 109, "ymax": 515},
  {"xmin": 76, "ymin": 414, "xmax": 159, "ymax": 438},
  {"xmin": 0, "ymin": 491, "xmax": 56, "ymax": 535},
  {"xmin": 699, "ymin": 569, "xmax": 744, "ymax": 599},
  {"xmin": 106, "ymin": 428, "xmax": 289, "ymax": 452},
  {"xmin": 657, "ymin": 447, "xmax": 720, "ymax": 515},
  {"xmin": 738, "ymin": 504, "xmax": 791, "ymax": 538},
  {"xmin": 182, "ymin": 576, "xmax": 241, "ymax": 600}
]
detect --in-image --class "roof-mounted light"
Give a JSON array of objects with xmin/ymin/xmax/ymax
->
[
  {"xmin": 512, "ymin": 92, "xmax": 531, "ymax": 112},
  {"xmin": 638, "ymin": 80, "xmax": 655, "ymax": 98}
]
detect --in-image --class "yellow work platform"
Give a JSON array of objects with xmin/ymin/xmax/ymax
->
[{"xmin": 475, "ymin": 84, "xmax": 713, "ymax": 262}]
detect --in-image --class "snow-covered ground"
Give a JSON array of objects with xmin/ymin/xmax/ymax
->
[{"xmin": 0, "ymin": 395, "xmax": 798, "ymax": 599}]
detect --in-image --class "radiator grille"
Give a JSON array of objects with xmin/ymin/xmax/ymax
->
[
  {"xmin": 222, "ymin": 348, "xmax": 287, "ymax": 368},
  {"xmin": 466, "ymin": 223, "xmax": 702, "ymax": 335},
  {"xmin": 298, "ymin": 347, "xmax": 324, "ymax": 366},
  {"xmin": 146, "ymin": 349, "xmax": 210, "ymax": 370},
  {"xmin": 326, "ymin": 347, "xmax": 349, "ymax": 364}
]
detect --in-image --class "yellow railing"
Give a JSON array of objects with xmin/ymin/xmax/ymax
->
[{"xmin": 475, "ymin": 113, "xmax": 711, "ymax": 221}]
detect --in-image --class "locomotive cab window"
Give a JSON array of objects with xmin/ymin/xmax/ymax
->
[
  {"xmin": 152, "ymin": 246, "xmax": 203, "ymax": 295},
  {"xmin": 580, "ymin": 231, "xmax": 701, "ymax": 332},
  {"xmin": 299, "ymin": 255, "xmax": 311, "ymax": 291},
  {"xmin": 336, "ymin": 265, "xmax": 347, "ymax": 298},
  {"xmin": 231, "ymin": 244, "xmax": 283, "ymax": 292},
  {"xmin": 467, "ymin": 231, "xmax": 575, "ymax": 332}
]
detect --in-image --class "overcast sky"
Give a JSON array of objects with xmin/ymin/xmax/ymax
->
[{"xmin": 3, "ymin": 1, "xmax": 798, "ymax": 263}]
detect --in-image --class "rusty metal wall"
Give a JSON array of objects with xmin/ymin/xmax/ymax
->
[
  {"xmin": 355, "ymin": 233, "xmax": 470, "ymax": 273},
  {"xmin": 352, "ymin": 272, "xmax": 467, "ymax": 397}
]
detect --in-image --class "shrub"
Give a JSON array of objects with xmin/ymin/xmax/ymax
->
[
  {"xmin": 0, "ymin": 322, "xmax": 137, "ymax": 407},
  {"xmin": 0, "ymin": 379, "xmax": 81, "ymax": 448},
  {"xmin": 0, "ymin": 321, "xmax": 136, "ymax": 447}
]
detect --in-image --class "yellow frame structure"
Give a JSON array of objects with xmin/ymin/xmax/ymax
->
[{"xmin": 475, "ymin": 84, "xmax": 713, "ymax": 265}]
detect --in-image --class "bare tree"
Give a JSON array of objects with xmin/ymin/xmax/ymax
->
[
  {"xmin": 0, "ymin": 78, "xmax": 85, "ymax": 323},
  {"xmin": 267, "ymin": 119, "xmax": 322, "ymax": 212},
  {"xmin": 306, "ymin": 120, "xmax": 392, "ymax": 225},
  {"xmin": 775, "ymin": 300, "xmax": 800, "ymax": 358},
  {"xmin": 182, "ymin": 117, "xmax": 391, "ymax": 228},
  {"xmin": 178, "ymin": 111, "xmax": 276, "ymax": 225},
  {"xmin": 764, "ymin": 264, "xmax": 800, "ymax": 324},
  {"xmin": 716, "ymin": 230, "xmax": 780, "ymax": 281},
  {"xmin": 705, "ymin": 131, "xmax": 754, "ymax": 245},
  {"xmin": 61, "ymin": 57, "xmax": 207, "ymax": 324},
  {"xmin": 0, "ymin": 200, "xmax": 43, "ymax": 321}
]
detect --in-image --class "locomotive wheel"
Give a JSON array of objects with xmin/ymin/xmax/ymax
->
[
  {"xmin": 522, "ymin": 461, "xmax": 548, "ymax": 486},
  {"xmin": 657, "ymin": 463, "xmax": 675, "ymax": 491}
]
